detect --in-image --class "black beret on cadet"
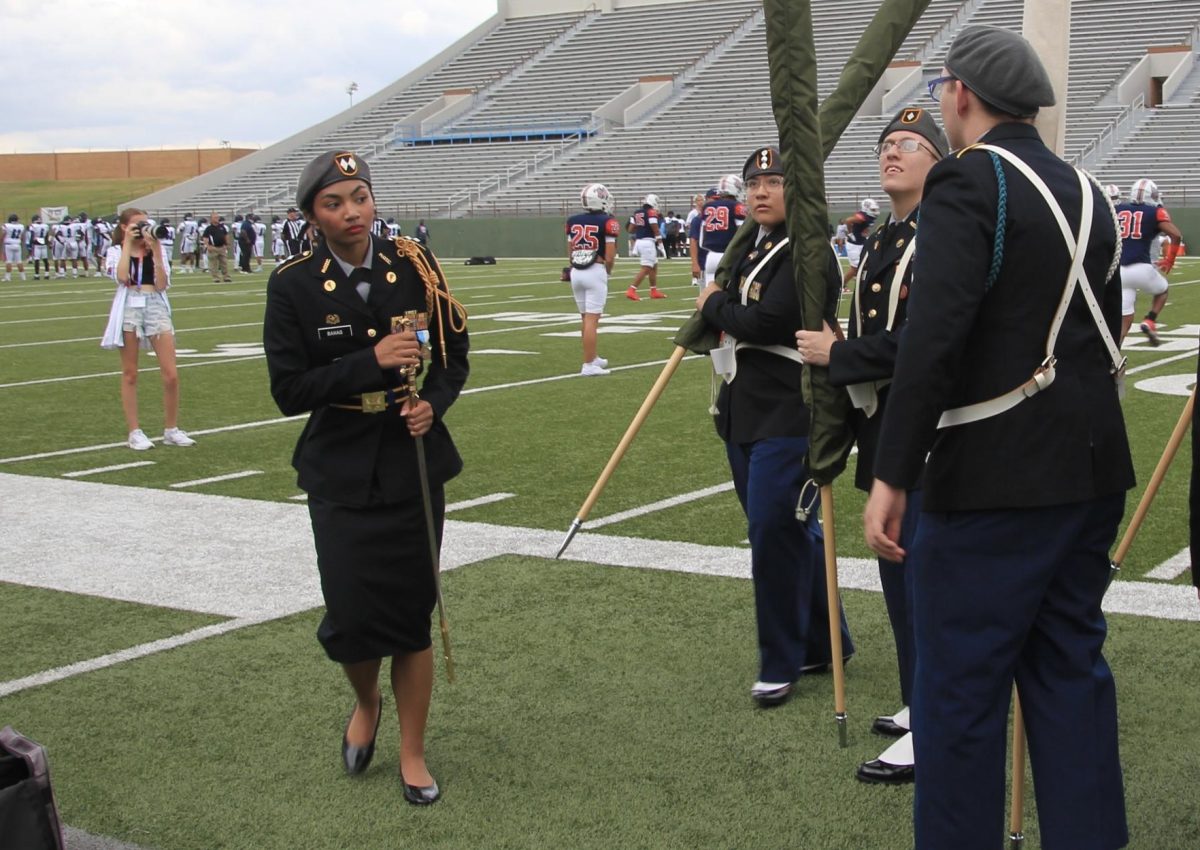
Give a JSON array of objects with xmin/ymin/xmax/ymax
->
[
  {"xmin": 877, "ymin": 106, "xmax": 949, "ymax": 159},
  {"xmin": 743, "ymin": 146, "xmax": 784, "ymax": 181},
  {"xmin": 296, "ymin": 150, "xmax": 372, "ymax": 211},
  {"xmin": 945, "ymin": 26, "xmax": 1055, "ymax": 118}
]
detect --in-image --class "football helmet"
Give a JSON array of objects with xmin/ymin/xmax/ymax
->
[
  {"xmin": 717, "ymin": 174, "xmax": 744, "ymax": 199},
  {"xmin": 1103, "ymin": 184, "xmax": 1121, "ymax": 203},
  {"xmin": 643, "ymin": 193, "xmax": 662, "ymax": 211},
  {"xmin": 861, "ymin": 198, "xmax": 880, "ymax": 216},
  {"xmin": 581, "ymin": 182, "xmax": 614, "ymax": 214},
  {"xmin": 1130, "ymin": 179, "xmax": 1160, "ymax": 206}
]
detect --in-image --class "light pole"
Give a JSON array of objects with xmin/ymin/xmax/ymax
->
[{"xmin": 347, "ymin": 82, "xmax": 359, "ymax": 107}]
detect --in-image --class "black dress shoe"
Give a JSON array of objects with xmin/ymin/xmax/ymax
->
[
  {"xmin": 341, "ymin": 699, "xmax": 383, "ymax": 776},
  {"xmin": 401, "ymin": 776, "xmax": 441, "ymax": 805},
  {"xmin": 871, "ymin": 715, "xmax": 908, "ymax": 738},
  {"xmin": 856, "ymin": 758, "xmax": 914, "ymax": 785}
]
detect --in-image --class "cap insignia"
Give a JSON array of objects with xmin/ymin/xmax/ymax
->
[
  {"xmin": 335, "ymin": 153, "xmax": 358, "ymax": 176},
  {"xmin": 901, "ymin": 108, "xmax": 922, "ymax": 124}
]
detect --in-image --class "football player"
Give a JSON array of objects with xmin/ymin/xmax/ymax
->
[
  {"xmin": 252, "ymin": 215, "xmax": 266, "ymax": 269},
  {"xmin": 177, "ymin": 213, "xmax": 198, "ymax": 273},
  {"xmin": 3, "ymin": 214, "xmax": 26, "ymax": 281},
  {"xmin": 842, "ymin": 198, "xmax": 879, "ymax": 284},
  {"xmin": 698, "ymin": 174, "xmax": 747, "ymax": 285},
  {"xmin": 271, "ymin": 215, "xmax": 285, "ymax": 262},
  {"xmin": 625, "ymin": 193, "xmax": 666, "ymax": 301},
  {"xmin": 687, "ymin": 191, "xmax": 710, "ymax": 286},
  {"xmin": 27, "ymin": 215, "xmax": 49, "ymax": 279},
  {"xmin": 155, "ymin": 218, "xmax": 176, "ymax": 274},
  {"xmin": 567, "ymin": 182, "xmax": 621, "ymax": 375},
  {"xmin": 1115, "ymin": 178, "xmax": 1183, "ymax": 346},
  {"xmin": 52, "ymin": 216, "xmax": 70, "ymax": 278}
]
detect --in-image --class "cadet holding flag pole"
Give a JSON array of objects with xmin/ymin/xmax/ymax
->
[
  {"xmin": 864, "ymin": 27, "xmax": 1132, "ymax": 849},
  {"xmin": 263, "ymin": 150, "xmax": 469, "ymax": 806}
]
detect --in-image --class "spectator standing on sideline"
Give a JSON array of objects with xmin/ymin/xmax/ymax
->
[
  {"xmin": 203, "ymin": 213, "xmax": 232, "ymax": 283},
  {"xmin": 416, "ymin": 220, "xmax": 430, "ymax": 246}
]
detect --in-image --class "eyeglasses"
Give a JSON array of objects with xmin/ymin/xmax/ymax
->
[
  {"xmin": 746, "ymin": 176, "xmax": 785, "ymax": 191},
  {"xmin": 927, "ymin": 75, "xmax": 955, "ymax": 101},
  {"xmin": 873, "ymin": 138, "xmax": 939, "ymax": 158}
]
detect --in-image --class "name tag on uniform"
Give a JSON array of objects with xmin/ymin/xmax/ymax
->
[
  {"xmin": 127, "ymin": 294, "xmax": 147, "ymax": 308},
  {"xmin": 317, "ymin": 324, "xmax": 352, "ymax": 340}
]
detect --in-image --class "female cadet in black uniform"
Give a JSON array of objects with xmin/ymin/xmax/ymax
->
[
  {"xmin": 797, "ymin": 107, "xmax": 947, "ymax": 785},
  {"xmin": 263, "ymin": 150, "xmax": 468, "ymax": 805},
  {"xmin": 696, "ymin": 146, "xmax": 852, "ymax": 707}
]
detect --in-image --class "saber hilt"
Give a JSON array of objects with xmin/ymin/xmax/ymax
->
[{"xmin": 556, "ymin": 518, "xmax": 583, "ymax": 559}]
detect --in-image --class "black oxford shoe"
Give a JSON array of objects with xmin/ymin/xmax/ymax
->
[
  {"xmin": 341, "ymin": 699, "xmax": 383, "ymax": 776},
  {"xmin": 855, "ymin": 758, "xmax": 914, "ymax": 785},
  {"xmin": 871, "ymin": 715, "xmax": 908, "ymax": 738},
  {"xmin": 402, "ymin": 776, "xmax": 441, "ymax": 806}
]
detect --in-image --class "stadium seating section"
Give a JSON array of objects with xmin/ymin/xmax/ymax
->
[{"xmin": 132, "ymin": 0, "xmax": 1200, "ymax": 219}]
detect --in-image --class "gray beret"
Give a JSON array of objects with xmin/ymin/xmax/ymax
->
[
  {"xmin": 743, "ymin": 146, "xmax": 784, "ymax": 181},
  {"xmin": 296, "ymin": 150, "xmax": 372, "ymax": 211},
  {"xmin": 878, "ymin": 106, "xmax": 948, "ymax": 159},
  {"xmin": 945, "ymin": 26, "xmax": 1055, "ymax": 118}
]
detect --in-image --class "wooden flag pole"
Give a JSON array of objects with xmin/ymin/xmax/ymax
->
[
  {"xmin": 1009, "ymin": 688, "xmax": 1027, "ymax": 849},
  {"xmin": 555, "ymin": 346, "xmax": 688, "ymax": 558},
  {"xmin": 820, "ymin": 484, "xmax": 849, "ymax": 746}
]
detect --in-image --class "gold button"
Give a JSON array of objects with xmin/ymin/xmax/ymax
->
[
  {"xmin": 868, "ymin": 308, "xmax": 878, "ymax": 318},
  {"xmin": 323, "ymin": 279, "xmax": 336, "ymax": 292},
  {"xmin": 367, "ymin": 328, "xmax": 377, "ymax": 338},
  {"xmin": 896, "ymin": 237, "xmax": 905, "ymax": 247},
  {"xmin": 871, "ymin": 283, "xmax": 882, "ymax": 293},
  {"xmin": 386, "ymin": 271, "xmax": 397, "ymax": 284}
]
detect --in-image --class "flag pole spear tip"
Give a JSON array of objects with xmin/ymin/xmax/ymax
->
[{"xmin": 556, "ymin": 518, "xmax": 583, "ymax": 559}]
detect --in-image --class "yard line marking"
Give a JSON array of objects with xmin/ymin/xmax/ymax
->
[
  {"xmin": 587, "ymin": 482, "xmax": 735, "ymax": 528},
  {"xmin": 0, "ymin": 415, "xmax": 305, "ymax": 465},
  {"xmin": 446, "ymin": 492, "xmax": 516, "ymax": 512},
  {"xmin": 62, "ymin": 461, "xmax": 156, "ymax": 478},
  {"xmin": 0, "ymin": 321, "xmax": 263, "ymax": 350},
  {"xmin": 1126, "ymin": 350, "xmax": 1200, "ymax": 375},
  {"xmin": 0, "ymin": 617, "xmax": 272, "ymax": 699},
  {"xmin": 289, "ymin": 494, "xmax": 308, "ymax": 501},
  {"xmin": 0, "ymin": 354, "xmax": 264, "ymax": 390},
  {"xmin": 0, "ymin": 357, "xmax": 699, "ymax": 465},
  {"xmin": 0, "ymin": 300, "xmax": 265, "ymax": 326},
  {"xmin": 1145, "ymin": 548, "xmax": 1192, "ymax": 581},
  {"xmin": 169, "ymin": 470, "xmax": 263, "ymax": 489}
]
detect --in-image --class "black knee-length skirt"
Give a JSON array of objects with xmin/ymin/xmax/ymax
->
[{"xmin": 307, "ymin": 488, "xmax": 444, "ymax": 663}]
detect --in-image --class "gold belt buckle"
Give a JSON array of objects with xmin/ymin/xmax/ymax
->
[{"xmin": 361, "ymin": 391, "xmax": 387, "ymax": 413}]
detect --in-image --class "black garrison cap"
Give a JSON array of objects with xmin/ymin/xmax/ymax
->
[
  {"xmin": 743, "ymin": 146, "xmax": 784, "ymax": 181},
  {"xmin": 877, "ymin": 106, "xmax": 949, "ymax": 159}
]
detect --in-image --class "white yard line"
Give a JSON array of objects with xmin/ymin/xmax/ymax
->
[
  {"xmin": 62, "ymin": 461, "xmax": 155, "ymax": 478},
  {"xmin": 1145, "ymin": 548, "xmax": 1192, "ymax": 581},
  {"xmin": 0, "ymin": 300, "xmax": 265, "ymax": 326},
  {"xmin": 169, "ymin": 470, "xmax": 263, "ymax": 489},
  {"xmin": 586, "ymin": 482, "xmax": 735, "ymax": 528},
  {"xmin": 0, "ymin": 474, "xmax": 1196, "ymax": 698},
  {"xmin": 0, "ymin": 321, "xmax": 264, "ymax": 350},
  {"xmin": 445, "ymin": 492, "xmax": 516, "ymax": 512}
]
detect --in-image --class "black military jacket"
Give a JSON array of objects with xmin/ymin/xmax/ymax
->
[
  {"xmin": 263, "ymin": 234, "xmax": 469, "ymax": 507},
  {"xmin": 874, "ymin": 123, "xmax": 1134, "ymax": 511},
  {"xmin": 829, "ymin": 210, "xmax": 918, "ymax": 492},
  {"xmin": 701, "ymin": 225, "xmax": 840, "ymax": 445}
]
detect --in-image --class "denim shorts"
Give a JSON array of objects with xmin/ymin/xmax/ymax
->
[{"xmin": 122, "ymin": 289, "xmax": 174, "ymax": 340}]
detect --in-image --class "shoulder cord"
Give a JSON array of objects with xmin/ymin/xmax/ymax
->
[
  {"xmin": 985, "ymin": 151, "xmax": 1007, "ymax": 291},
  {"xmin": 393, "ymin": 236, "xmax": 468, "ymax": 368}
]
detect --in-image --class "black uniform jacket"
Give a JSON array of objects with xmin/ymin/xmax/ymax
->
[
  {"xmin": 701, "ymin": 224, "xmax": 841, "ymax": 445},
  {"xmin": 829, "ymin": 211, "xmax": 918, "ymax": 492},
  {"xmin": 263, "ymin": 234, "xmax": 469, "ymax": 507},
  {"xmin": 874, "ymin": 123, "xmax": 1134, "ymax": 512}
]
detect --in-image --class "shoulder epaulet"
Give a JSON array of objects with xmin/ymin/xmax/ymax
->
[{"xmin": 274, "ymin": 250, "xmax": 311, "ymax": 275}]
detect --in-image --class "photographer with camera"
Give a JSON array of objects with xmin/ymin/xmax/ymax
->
[{"xmin": 100, "ymin": 208, "xmax": 196, "ymax": 451}]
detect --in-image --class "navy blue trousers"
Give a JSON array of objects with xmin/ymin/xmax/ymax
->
[
  {"xmin": 726, "ymin": 437, "xmax": 854, "ymax": 683},
  {"xmin": 910, "ymin": 495, "xmax": 1128, "ymax": 850},
  {"xmin": 879, "ymin": 487, "xmax": 921, "ymax": 709}
]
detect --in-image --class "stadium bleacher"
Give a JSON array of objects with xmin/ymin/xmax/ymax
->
[{"xmin": 129, "ymin": 0, "xmax": 1200, "ymax": 221}]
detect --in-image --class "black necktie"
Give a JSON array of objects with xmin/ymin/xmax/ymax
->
[{"xmin": 349, "ymin": 267, "xmax": 372, "ymax": 303}]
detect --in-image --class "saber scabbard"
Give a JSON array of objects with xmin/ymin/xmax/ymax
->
[
  {"xmin": 556, "ymin": 345, "xmax": 687, "ymax": 558},
  {"xmin": 415, "ymin": 432, "xmax": 455, "ymax": 684}
]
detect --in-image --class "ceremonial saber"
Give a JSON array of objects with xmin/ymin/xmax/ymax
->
[
  {"xmin": 819, "ymin": 484, "xmax": 849, "ymax": 747},
  {"xmin": 555, "ymin": 345, "xmax": 688, "ymax": 558},
  {"xmin": 1110, "ymin": 387, "xmax": 1195, "ymax": 572},
  {"xmin": 415, "ymin": 431, "xmax": 456, "ymax": 684},
  {"xmin": 1009, "ymin": 689, "xmax": 1027, "ymax": 849}
]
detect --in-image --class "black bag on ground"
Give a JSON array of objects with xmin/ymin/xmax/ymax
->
[{"xmin": 0, "ymin": 726, "xmax": 66, "ymax": 850}]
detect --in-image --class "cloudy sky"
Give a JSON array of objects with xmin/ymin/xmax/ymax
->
[{"xmin": 3, "ymin": 0, "xmax": 498, "ymax": 153}]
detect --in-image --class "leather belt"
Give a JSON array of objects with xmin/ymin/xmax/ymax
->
[{"xmin": 329, "ymin": 389, "xmax": 408, "ymax": 413}]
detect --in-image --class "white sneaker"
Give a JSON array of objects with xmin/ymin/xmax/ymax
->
[
  {"xmin": 591, "ymin": 356, "xmax": 608, "ymax": 369},
  {"xmin": 163, "ymin": 427, "xmax": 196, "ymax": 447},
  {"xmin": 128, "ymin": 429, "xmax": 154, "ymax": 451},
  {"xmin": 580, "ymin": 362, "xmax": 611, "ymax": 377}
]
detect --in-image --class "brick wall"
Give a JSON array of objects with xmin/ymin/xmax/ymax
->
[{"xmin": 0, "ymin": 148, "xmax": 254, "ymax": 182}]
